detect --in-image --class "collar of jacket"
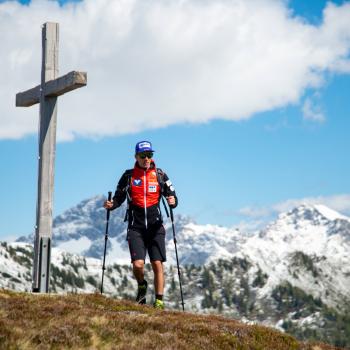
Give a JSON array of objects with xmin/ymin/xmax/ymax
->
[{"xmin": 134, "ymin": 161, "xmax": 156, "ymax": 171}]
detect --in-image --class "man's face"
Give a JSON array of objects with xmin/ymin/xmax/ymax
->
[{"xmin": 135, "ymin": 152, "xmax": 154, "ymax": 169}]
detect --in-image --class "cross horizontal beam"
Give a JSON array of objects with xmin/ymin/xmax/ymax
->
[{"xmin": 16, "ymin": 71, "xmax": 87, "ymax": 107}]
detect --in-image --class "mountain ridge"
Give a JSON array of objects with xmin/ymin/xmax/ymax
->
[{"xmin": 16, "ymin": 197, "xmax": 350, "ymax": 308}]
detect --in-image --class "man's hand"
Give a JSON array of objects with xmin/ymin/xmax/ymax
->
[
  {"xmin": 166, "ymin": 196, "xmax": 175, "ymax": 206},
  {"xmin": 103, "ymin": 200, "xmax": 114, "ymax": 209}
]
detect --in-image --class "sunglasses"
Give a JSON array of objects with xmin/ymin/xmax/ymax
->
[{"xmin": 138, "ymin": 152, "xmax": 154, "ymax": 159}]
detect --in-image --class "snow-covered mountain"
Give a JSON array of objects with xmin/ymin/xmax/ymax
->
[
  {"xmin": 17, "ymin": 195, "xmax": 246, "ymax": 266},
  {"xmin": 18, "ymin": 198, "xmax": 350, "ymax": 281},
  {"xmin": 239, "ymin": 204, "xmax": 350, "ymax": 308},
  {"xmin": 16, "ymin": 197, "xmax": 350, "ymax": 306},
  {"xmin": 17, "ymin": 196, "xmax": 130, "ymax": 263}
]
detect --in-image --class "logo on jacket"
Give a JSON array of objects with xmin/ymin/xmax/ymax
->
[
  {"xmin": 133, "ymin": 179, "xmax": 142, "ymax": 186},
  {"xmin": 148, "ymin": 185, "xmax": 157, "ymax": 193}
]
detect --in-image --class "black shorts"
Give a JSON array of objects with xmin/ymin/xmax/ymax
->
[{"xmin": 127, "ymin": 225, "xmax": 166, "ymax": 262}]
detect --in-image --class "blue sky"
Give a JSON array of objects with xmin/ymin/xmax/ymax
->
[{"xmin": 1, "ymin": 0, "xmax": 350, "ymax": 240}]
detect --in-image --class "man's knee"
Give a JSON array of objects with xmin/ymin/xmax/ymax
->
[
  {"xmin": 151, "ymin": 260, "xmax": 163, "ymax": 272},
  {"xmin": 133, "ymin": 259, "xmax": 144, "ymax": 271}
]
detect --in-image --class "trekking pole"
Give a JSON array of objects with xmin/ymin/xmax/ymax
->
[
  {"xmin": 169, "ymin": 204, "xmax": 185, "ymax": 312},
  {"xmin": 101, "ymin": 191, "xmax": 112, "ymax": 294}
]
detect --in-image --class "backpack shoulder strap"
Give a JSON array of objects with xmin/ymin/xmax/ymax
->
[
  {"xmin": 156, "ymin": 168, "xmax": 165, "ymax": 193},
  {"xmin": 123, "ymin": 169, "xmax": 133, "ymax": 222},
  {"xmin": 156, "ymin": 168, "xmax": 170, "ymax": 218},
  {"xmin": 124, "ymin": 169, "xmax": 133, "ymax": 202}
]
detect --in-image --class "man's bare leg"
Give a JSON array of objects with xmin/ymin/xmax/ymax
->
[
  {"xmin": 133, "ymin": 259, "xmax": 145, "ymax": 283},
  {"xmin": 151, "ymin": 260, "xmax": 164, "ymax": 295}
]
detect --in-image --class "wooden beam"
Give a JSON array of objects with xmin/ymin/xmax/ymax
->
[
  {"xmin": 16, "ymin": 85, "xmax": 40, "ymax": 107},
  {"xmin": 45, "ymin": 71, "xmax": 87, "ymax": 98},
  {"xmin": 16, "ymin": 71, "xmax": 87, "ymax": 107}
]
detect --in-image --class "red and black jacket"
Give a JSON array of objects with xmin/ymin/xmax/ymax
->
[{"xmin": 111, "ymin": 161, "xmax": 178, "ymax": 230}]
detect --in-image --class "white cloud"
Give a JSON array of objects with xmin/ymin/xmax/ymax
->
[
  {"xmin": 238, "ymin": 206, "xmax": 272, "ymax": 218},
  {"xmin": 273, "ymin": 194, "xmax": 350, "ymax": 215},
  {"xmin": 302, "ymin": 97, "xmax": 325, "ymax": 122},
  {"xmin": 238, "ymin": 194, "xmax": 350, "ymax": 220},
  {"xmin": 1, "ymin": 0, "xmax": 350, "ymax": 140}
]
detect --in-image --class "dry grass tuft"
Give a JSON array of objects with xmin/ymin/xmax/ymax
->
[{"xmin": 0, "ymin": 289, "xmax": 344, "ymax": 350}]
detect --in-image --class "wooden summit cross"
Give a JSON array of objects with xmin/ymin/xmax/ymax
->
[{"xmin": 16, "ymin": 22, "xmax": 87, "ymax": 293}]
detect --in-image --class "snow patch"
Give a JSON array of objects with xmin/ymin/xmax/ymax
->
[
  {"xmin": 314, "ymin": 204, "xmax": 349, "ymax": 221},
  {"xmin": 106, "ymin": 237, "xmax": 131, "ymax": 265},
  {"xmin": 56, "ymin": 237, "xmax": 92, "ymax": 255}
]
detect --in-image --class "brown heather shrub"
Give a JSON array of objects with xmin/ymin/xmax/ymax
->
[{"xmin": 0, "ymin": 289, "xmax": 344, "ymax": 350}]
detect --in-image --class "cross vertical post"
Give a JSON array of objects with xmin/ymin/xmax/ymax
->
[
  {"xmin": 15, "ymin": 22, "xmax": 87, "ymax": 293},
  {"xmin": 32, "ymin": 22, "xmax": 59, "ymax": 293}
]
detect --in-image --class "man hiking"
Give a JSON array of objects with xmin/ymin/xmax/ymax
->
[{"xmin": 103, "ymin": 141, "xmax": 178, "ymax": 309}]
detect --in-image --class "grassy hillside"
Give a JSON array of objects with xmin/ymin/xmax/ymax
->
[{"xmin": 0, "ymin": 289, "xmax": 344, "ymax": 350}]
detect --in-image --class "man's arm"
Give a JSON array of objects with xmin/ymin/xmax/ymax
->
[
  {"xmin": 104, "ymin": 170, "xmax": 130, "ymax": 210},
  {"xmin": 162, "ymin": 172, "xmax": 178, "ymax": 209}
]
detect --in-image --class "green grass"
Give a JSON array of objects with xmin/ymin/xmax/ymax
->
[{"xmin": 0, "ymin": 289, "xmax": 345, "ymax": 350}]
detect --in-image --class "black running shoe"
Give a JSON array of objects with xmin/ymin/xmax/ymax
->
[{"xmin": 136, "ymin": 280, "xmax": 148, "ymax": 304}]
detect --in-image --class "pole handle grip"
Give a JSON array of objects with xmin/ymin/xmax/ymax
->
[{"xmin": 107, "ymin": 191, "xmax": 112, "ymax": 220}]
